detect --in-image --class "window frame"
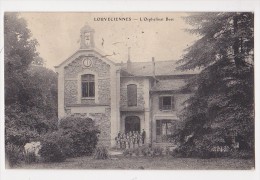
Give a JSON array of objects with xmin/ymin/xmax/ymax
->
[
  {"xmin": 127, "ymin": 84, "xmax": 138, "ymax": 107},
  {"xmin": 159, "ymin": 96, "xmax": 175, "ymax": 111},
  {"xmin": 81, "ymin": 74, "xmax": 95, "ymax": 98},
  {"xmin": 156, "ymin": 120, "xmax": 176, "ymax": 143}
]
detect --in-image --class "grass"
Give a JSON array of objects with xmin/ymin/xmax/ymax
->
[{"xmin": 13, "ymin": 155, "xmax": 254, "ymax": 170}]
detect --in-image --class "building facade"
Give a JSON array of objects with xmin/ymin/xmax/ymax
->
[{"xmin": 55, "ymin": 25, "xmax": 196, "ymax": 147}]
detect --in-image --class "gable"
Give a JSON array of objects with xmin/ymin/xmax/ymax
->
[
  {"xmin": 58, "ymin": 49, "xmax": 117, "ymax": 107},
  {"xmin": 64, "ymin": 53, "xmax": 110, "ymax": 79},
  {"xmin": 55, "ymin": 48, "xmax": 117, "ymax": 71}
]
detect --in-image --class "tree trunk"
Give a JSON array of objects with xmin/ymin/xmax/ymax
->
[{"xmin": 233, "ymin": 15, "xmax": 244, "ymax": 68}]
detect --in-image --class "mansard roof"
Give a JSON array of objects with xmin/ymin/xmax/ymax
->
[{"xmin": 119, "ymin": 60, "xmax": 198, "ymax": 77}]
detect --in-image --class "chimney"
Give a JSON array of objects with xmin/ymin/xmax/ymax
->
[
  {"xmin": 152, "ymin": 57, "xmax": 157, "ymax": 86},
  {"xmin": 152, "ymin": 57, "xmax": 155, "ymax": 77},
  {"xmin": 127, "ymin": 47, "xmax": 131, "ymax": 72}
]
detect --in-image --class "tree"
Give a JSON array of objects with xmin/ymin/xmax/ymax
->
[
  {"xmin": 4, "ymin": 13, "xmax": 39, "ymax": 106},
  {"xmin": 26, "ymin": 66, "xmax": 58, "ymax": 119},
  {"xmin": 173, "ymin": 12, "xmax": 254, "ymax": 158},
  {"xmin": 5, "ymin": 13, "xmax": 58, "ymax": 146}
]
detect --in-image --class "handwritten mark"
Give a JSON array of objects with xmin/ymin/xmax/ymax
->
[
  {"xmin": 101, "ymin": 38, "xmax": 104, "ymax": 47},
  {"xmin": 101, "ymin": 51, "xmax": 119, "ymax": 58},
  {"xmin": 112, "ymin": 42, "xmax": 123, "ymax": 45}
]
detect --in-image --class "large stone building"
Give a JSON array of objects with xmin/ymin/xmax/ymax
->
[{"xmin": 55, "ymin": 24, "xmax": 196, "ymax": 147}]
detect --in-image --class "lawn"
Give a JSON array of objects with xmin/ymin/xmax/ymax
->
[{"xmin": 14, "ymin": 155, "xmax": 254, "ymax": 170}]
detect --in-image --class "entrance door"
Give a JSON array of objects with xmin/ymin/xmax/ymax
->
[{"xmin": 125, "ymin": 116, "xmax": 140, "ymax": 133}]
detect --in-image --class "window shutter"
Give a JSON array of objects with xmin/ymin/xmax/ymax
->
[
  {"xmin": 156, "ymin": 120, "xmax": 161, "ymax": 135},
  {"xmin": 171, "ymin": 96, "xmax": 175, "ymax": 110},
  {"xmin": 127, "ymin": 84, "xmax": 137, "ymax": 106},
  {"xmin": 159, "ymin": 96, "xmax": 162, "ymax": 110},
  {"xmin": 89, "ymin": 82, "xmax": 95, "ymax": 97}
]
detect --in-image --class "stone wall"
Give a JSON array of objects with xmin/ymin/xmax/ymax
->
[
  {"xmin": 89, "ymin": 108, "xmax": 111, "ymax": 147},
  {"xmin": 120, "ymin": 78, "xmax": 145, "ymax": 109},
  {"xmin": 64, "ymin": 56, "xmax": 110, "ymax": 78},
  {"xmin": 151, "ymin": 92, "xmax": 191, "ymax": 115},
  {"xmin": 64, "ymin": 55, "xmax": 110, "ymax": 106},
  {"xmin": 98, "ymin": 79, "xmax": 110, "ymax": 104},
  {"xmin": 81, "ymin": 99, "xmax": 95, "ymax": 104},
  {"xmin": 64, "ymin": 80, "xmax": 78, "ymax": 105}
]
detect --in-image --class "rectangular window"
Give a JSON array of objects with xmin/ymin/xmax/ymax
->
[
  {"xmin": 127, "ymin": 84, "xmax": 137, "ymax": 106},
  {"xmin": 156, "ymin": 120, "xmax": 176, "ymax": 143},
  {"xmin": 159, "ymin": 96, "xmax": 175, "ymax": 110},
  {"xmin": 82, "ymin": 74, "xmax": 95, "ymax": 98}
]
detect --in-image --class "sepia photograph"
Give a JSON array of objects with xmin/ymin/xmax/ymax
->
[{"xmin": 3, "ymin": 11, "xmax": 255, "ymax": 171}]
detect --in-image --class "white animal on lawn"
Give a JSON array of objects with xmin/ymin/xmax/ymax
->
[{"xmin": 24, "ymin": 141, "xmax": 42, "ymax": 162}]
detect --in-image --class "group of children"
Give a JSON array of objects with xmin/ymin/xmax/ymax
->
[{"xmin": 115, "ymin": 129, "xmax": 146, "ymax": 149}]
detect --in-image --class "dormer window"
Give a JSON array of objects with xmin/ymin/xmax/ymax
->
[{"xmin": 82, "ymin": 74, "xmax": 95, "ymax": 98}]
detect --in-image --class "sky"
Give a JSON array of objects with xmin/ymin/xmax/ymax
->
[{"xmin": 21, "ymin": 12, "xmax": 198, "ymax": 70}]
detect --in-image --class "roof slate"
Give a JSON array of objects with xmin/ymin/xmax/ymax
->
[
  {"xmin": 151, "ymin": 79, "xmax": 187, "ymax": 91},
  {"xmin": 119, "ymin": 60, "xmax": 198, "ymax": 77}
]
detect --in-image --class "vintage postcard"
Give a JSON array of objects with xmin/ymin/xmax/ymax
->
[
  {"xmin": 3, "ymin": 11, "xmax": 255, "ymax": 170},
  {"xmin": 1, "ymin": 0, "xmax": 259, "ymax": 178}
]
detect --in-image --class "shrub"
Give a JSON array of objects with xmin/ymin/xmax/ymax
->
[
  {"xmin": 39, "ymin": 141, "xmax": 65, "ymax": 162},
  {"xmin": 142, "ymin": 146, "xmax": 163, "ymax": 157},
  {"xmin": 165, "ymin": 146, "xmax": 170, "ymax": 155},
  {"xmin": 5, "ymin": 105, "xmax": 57, "ymax": 147},
  {"xmin": 123, "ymin": 146, "xmax": 164, "ymax": 157},
  {"xmin": 5, "ymin": 143, "xmax": 24, "ymax": 167},
  {"xmin": 153, "ymin": 146, "xmax": 163, "ymax": 156},
  {"xmin": 93, "ymin": 146, "xmax": 110, "ymax": 160},
  {"xmin": 24, "ymin": 151, "xmax": 36, "ymax": 164},
  {"xmin": 229, "ymin": 149, "xmax": 254, "ymax": 159},
  {"xmin": 140, "ymin": 146, "xmax": 154, "ymax": 157},
  {"xmin": 123, "ymin": 149, "xmax": 133, "ymax": 156},
  {"xmin": 59, "ymin": 116, "xmax": 100, "ymax": 157},
  {"xmin": 133, "ymin": 148, "xmax": 142, "ymax": 156},
  {"xmin": 172, "ymin": 143, "xmax": 213, "ymax": 159},
  {"xmin": 5, "ymin": 120, "xmax": 40, "ymax": 147},
  {"xmin": 123, "ymin": 148, "xmax": 142, "ymax": 157},
  {"xmin": 40, "ymin": 131, "xmax": 72, "ymax": 158},
  {"xmin": 39, "ymin": 131, "xmax": 70, "ymax": 162}
]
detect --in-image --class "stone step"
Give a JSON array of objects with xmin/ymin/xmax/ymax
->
[{"xmin": 108, "ymin": 149, "xmax": 124, "ymax": 156}]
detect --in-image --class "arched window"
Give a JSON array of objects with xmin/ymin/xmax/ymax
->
[
  {"xmin": 127, "ymin": 84, "xmax": 137, "ymax": 106},
  {"xmin": 81, "ymin": 74, "xmax": 95, "ymax": 98}
]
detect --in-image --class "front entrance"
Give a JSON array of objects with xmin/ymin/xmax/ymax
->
[{"xmin": 125, "ymin": 116, "xmax": 140, "ymax": 133}]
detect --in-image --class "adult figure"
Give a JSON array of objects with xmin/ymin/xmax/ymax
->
[
  {"xmin": 116, "ymin": 137, "xmax": 120, "ymax": 149},
  {"xmin": 136, "ymin": 132, "xmax": 140, "ymax": 147},
  {"xmin": 118, "ymin": 131, "xmax": 121, "ymax": 139},
  {"xmin": 138, "ymin": 133, "xmax": 142, "ymax": 147},
  {"xmin": 126, "ymin": 135, "xmax": 130, "ymax": 149},
  {"xmin": 141, "ymin": 129, "xmax": 146, "ymax": 144},
  {"xmin": 129, "ymin": 136, "xmax": 133, "ymax": 149}
]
